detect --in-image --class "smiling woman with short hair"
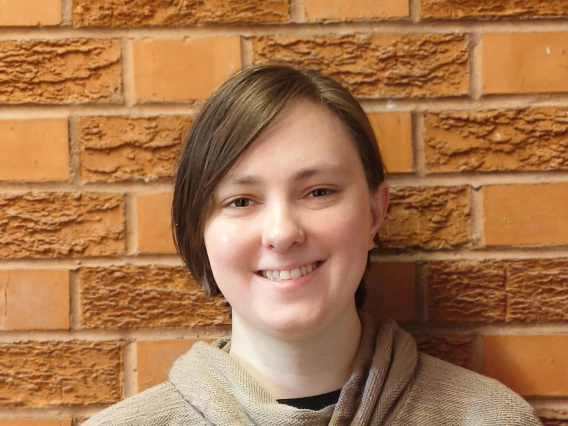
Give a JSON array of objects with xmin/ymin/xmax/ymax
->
[{"xmin": 84, "ymin": 64, "xmax": 541, "ymax": 426}]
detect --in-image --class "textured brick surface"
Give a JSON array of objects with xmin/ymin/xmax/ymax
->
[
  {"xmin": 0, "ymin": 341, "xmax": 121, "ymax": 406},
  {"xmin": 135, "ymin": 192, "xmax": 176, "ymax": 254},
  {"xmin": 428, "ymin": 260, "xmax": 506, "ymax": 322},
  {"xmin": 80, "ymin": 266, "xmax": 231, "ymax": 328},
  {"xmin": 415, "ymin": 335, "xmax": 471, "ymax": 368},
  {"xmin": 304, "ymin": 0, "xmax": 409, "ymax": 20},
  {"xmin": 0, "ymin": 0, "xmax": 62, "ymax": 26},
  {"xmin": 424, "ymin": 108, "xmax": 568, "ymax": 173},
  {"xmin": 0, "ymin": 193, "xmax": 124, "ymax": 258},
  {"xmin": 482, "ymin": 183, "xmax": 568, "ymax": 246},
  {"xmin": 0, "ymin": 39, "xmax": 121, "ymax": 104},
  {"xmin": 0, "ymin": 119, "xmax": 69, "ymax": 181},
  {"xmin": 136, "ymin": 340, "xmax": 200, "ymax": 391},
  {"xmin": 420, "ymin": 0, "xmax": 568, "ymax": 19},
  {"xmin": 367, "ymin": 112, "xmax": 413, "ymax": 173},
  {"xmin": 132, "ymin": 38, "xmax": 241, "ymax": 102},
  {"xmin": 0, "ymin": 270, "xmax": 69, "ymax": 331},
  {"xmin": 363, "ymin": 262, "xmax": 415, "ymax": 322},
  {"xmin": 427, "ymin": 259, "xmax": 568, "ymax": 322},
  {"xmin": 380, "ymin": 186, "xmax": 470, "ymax": 249},
  {"xmin": 507, "ymin": 259, "xmax": 568, "ymax": 322},
  {"xmin": 484, "ymin": 335, "xmax": 568, "ymax": 396},
  {"xmin": 72, "ymin": 0, "xmax": 290, "ymax": 27},
  {"xmin": 0, "ymin": 421, "xmax": 72, "ymax": 426},
  {"xmin": 252, "ymin": 34, "xmax": 468, "ymax": 98},
  {"xmin": 79, "ymin": 116, "xmax": 191, "ymax": 182},
  {"xmin": 482, "ymin": 32, "xmax": 568, "ymax": 95}
]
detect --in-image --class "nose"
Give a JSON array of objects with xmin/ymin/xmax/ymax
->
[{"xmin": 261, "ymin": 202, "xmax": 305, "ymax": 252}]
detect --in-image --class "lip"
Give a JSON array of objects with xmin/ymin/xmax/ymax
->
[{"xmin": 255, "ymin": 260, "xmax": 325, "ymax": 291}]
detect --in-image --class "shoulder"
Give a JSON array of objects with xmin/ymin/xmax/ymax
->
[
  {"xmin": 82, "ymin": 381, "xmax": 207, "ymax": 426},
  {"xmin": 402, "ymin": 353, "xmax": 541, "ymax": 425}
]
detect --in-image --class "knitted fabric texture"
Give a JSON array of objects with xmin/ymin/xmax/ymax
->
[{"xmin": 84, "ymin": 315, "xmax": 542, "ymax": 425}]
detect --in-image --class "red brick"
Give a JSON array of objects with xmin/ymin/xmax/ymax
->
[
  {"xmin": 0, "ymin": 270, "xmax": 69, "ymax": 331},
  {"xmin": 0, "ymin": 39, "xmax": 121, "ymax": 104},
  {"xmin": 484, "ymin": 335, "xmax": 568, "ymax": 396},
  {"xmin": 482, "ymin": 32, "xmax": 568, "ymax": 95},
  {"xmin": 415, "ymin": 335, "xmax": 472, "ymax": 369},
  {"xmin": 253, "ymin": 34, "xmax": 468, "ymax": 98},
  {"xmin": 428, "ymin": 260, "xmax": 506, "ymax": 322},
  {"xmin": 0, "ymin": 0, "xmax": 61, "ymax": 26},
  {"xmin": 0, "ymin": 193, "xmax": 125, "ymax": 258},
  {"xmin": 0, "ymin": 420, "xmax": 71, "ymax": 426},
  {"xmin": 482, "ymin": 184, "xmax": 568, "ymax": 246},
  {"xmin": 424, "ymin": 108, "xmax": 568, "ymax": 173},
  {"xmin": 72, "ymin": 0, "xmax": 289, "ymax": 27},
  {"xmin": 79, "ymin": 266, "xmax": 231, "ymax": 328},
  {"xmin": 304, "ymin": 0, "xmax": 409, "ymax": 20},
  {"xmin": 380, "ymin": 186, "xmax": 471, "ymax": 249},
  {"xmin": 79, "ymin": 116, "xmax": 192, "ymax": 182},
  {"xmin": 363, "ymin": 262, "xmax": 415, "ymax": 322},
  {"xmin": 132, "ymin": 38, "xmax": 241, "ymax": 102},
  {"xmin": 367, "ymin": 112, "xmax": 413, "ymax": 173},
  {"xmin": 0, "ymin": 341, "xmax": 121, "ymax": 406},
  {"xmin": 136, "ymin": 340, "xmax": 206, "ymax": 391},
  {"xmin": 135, "ymin": 192, "xmax": 175, "ymax": 254},
  {"xmin": 0, "ymin": 119, "xmax": 69, "ymax": 181},
  {"xmin": 420, "ymin": 0, "xmax": 568, "ymax": 19}
]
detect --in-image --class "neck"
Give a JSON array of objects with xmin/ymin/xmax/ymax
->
[{"xmin": 229, "ymin": 305, "xmax": 362, "ymax": 400}]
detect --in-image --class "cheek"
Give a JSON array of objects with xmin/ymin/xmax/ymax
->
[{"xmin": 204, "ymin": 219, "xmax": 256, "ymax": 276}]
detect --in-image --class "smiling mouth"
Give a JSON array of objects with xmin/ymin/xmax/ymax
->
[{"xmin": 258, "ymin": 261, "xmax": 322, "ymax": 281}]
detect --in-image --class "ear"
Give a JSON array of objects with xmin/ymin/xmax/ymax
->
[{"xmin": 368, "ymin": 182, "xmax": 389, "ymax": 250}]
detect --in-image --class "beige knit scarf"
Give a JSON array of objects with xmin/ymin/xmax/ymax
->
[{"xmin": 169, "ymin": 314, "xmax": 418, "ymax": 425}]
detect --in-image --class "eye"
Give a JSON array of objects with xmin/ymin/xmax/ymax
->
[
  {"xmin": 309, "ymin": 188, "xmax": 332, "ymax": 198},
  {"xmin": 229, "ymin": 198, "xmax": 251, "ymax": 208}
]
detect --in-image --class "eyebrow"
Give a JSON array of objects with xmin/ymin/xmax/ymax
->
[{"xmin": 225, "ymin": 163, "xmax": 348, "ymax": 187}]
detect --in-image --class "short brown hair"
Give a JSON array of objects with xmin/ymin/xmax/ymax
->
[{"xmin": 172, "ymin": 64, "xmax": 385, "ymax": 310}]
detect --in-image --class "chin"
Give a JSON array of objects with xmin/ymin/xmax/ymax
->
[{"xmin": 255, "ymin": 305, "xmax": 331, "ymax": 340}]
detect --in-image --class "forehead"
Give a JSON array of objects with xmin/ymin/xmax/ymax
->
[{"xmin": 222, "ymin": 100, "xmax": 362, "ymax": 181}]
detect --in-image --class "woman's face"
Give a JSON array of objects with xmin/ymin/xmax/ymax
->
[{"xmin": 204, "ymin": 99, "xmax": 388, "ymax": 340}]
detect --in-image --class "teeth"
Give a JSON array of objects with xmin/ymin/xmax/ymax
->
[
  {"xmin": 290, "ymin": 268, "xmax": 302, "ymax": 279},
  {"xmin": 261, "ymin": 262, "xmax": 318, "ymax": 281}
]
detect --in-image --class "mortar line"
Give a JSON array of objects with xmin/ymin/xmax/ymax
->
[
  {"xmin": 68, "ymin": 269, "xmax": 81, "ymax": 330},
  {"xmin": 1, "ymin": 322, "xmax": 568, "ymax": 344},
  {"xmin": 1, "ymin": 248, "xmax": 568, "ymax": 271},
  {"xmin": 60, "ymin": 0, "xmax": 73, "ymax": 26},
  {"xmin": 469, "ymin": 187, "xmax": 484, "ymax": 248},
  {"xmin": 124, "ymin": 193, "xmax": 138, "ymax": 255},
  {"xmin": 240, "ymin": 36, "xmax": 253, "ymax": 67},
  {"xmin": 291, "ymin": 0, "xmax": 306, "ymax": 23},
  {"xmin": 409, "ymin": 0, "xmax": 420, "ymax": 23},
  {"xmin": 2, "ymin": 19, "xmax": 568, "ymax": 39},
  {"xmin": 411, "ymin": 111, "xmax": 425, "ymax": 176},
  {"xmin": 122, "ymin": 341, "xmax": 137, "ymax": 398},
  {"xmin": 469, "ymin": 31, "xmax": 483, "ymax": 100},
  {"xmin": 121, "ymin": 37, "xmax": 136, "ymax": 108},
  {"xmin": 0, "ymin": 325, "xmax": 231, "ymax": 343},
  {"xmin": 67, "ymin": 116, "xmax": 81, "ymax": 186},
  {"xmin": 2, "ymin": 94, "xmax": 568, "ymax": 118},
  {"xmin": 5, "ymin": 172, "xmax": 568, "ymax": 192}
]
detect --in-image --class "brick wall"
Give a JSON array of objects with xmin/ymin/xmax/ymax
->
[{"xmin": 0, "ymin": 0, "xmax": 567, "ymax": 424}]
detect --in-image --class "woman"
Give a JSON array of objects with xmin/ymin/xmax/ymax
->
[{"xmin": 85, "ymin": 64, "xmax": 541, "ymax": 425}]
